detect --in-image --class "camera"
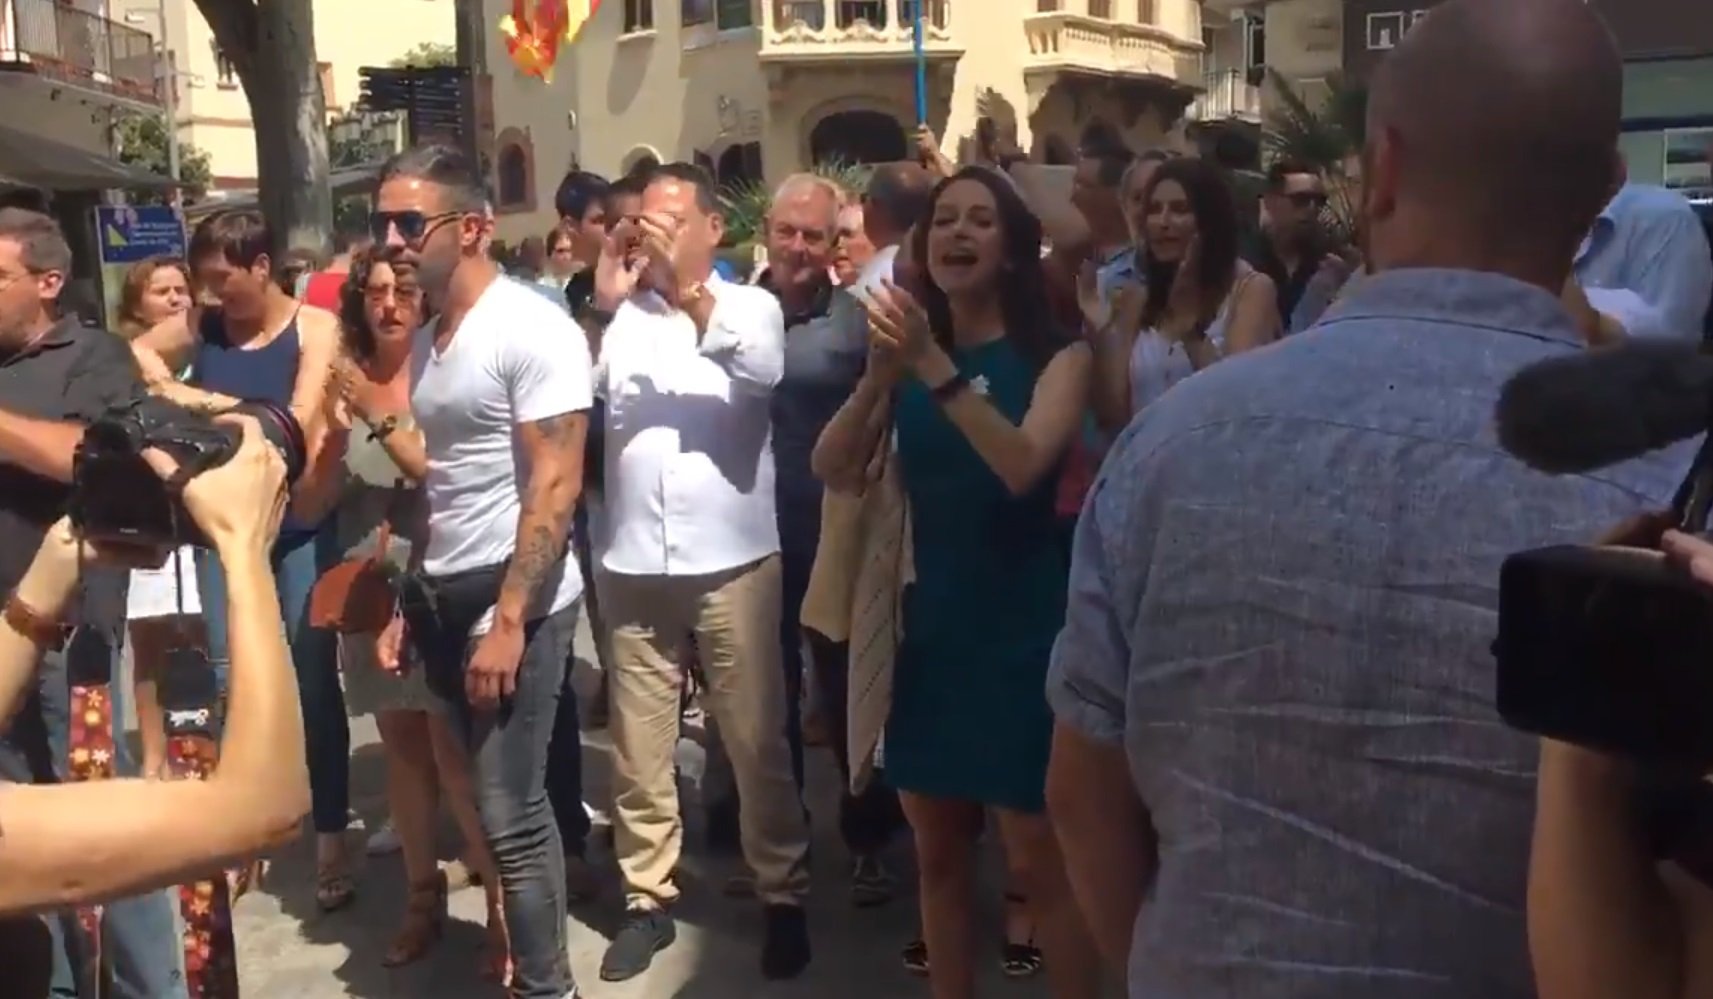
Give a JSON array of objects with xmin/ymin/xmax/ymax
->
[{"xmin": 68, "ymin": 395, "xmax": 307, "ymax": 549}]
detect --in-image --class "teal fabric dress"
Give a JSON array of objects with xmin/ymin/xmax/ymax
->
[{"xmin": 885, "ymin": 338, "xmax": 1069, "ymax": 814}]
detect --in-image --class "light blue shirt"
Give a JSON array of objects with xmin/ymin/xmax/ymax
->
[
  {"xmin": 1048, "ymin": 268, "xmax": 1690, "ymax": 997},
  {"xmin": 1575, "ymin": 183, "xmax": 1713, "ymax": 338}
]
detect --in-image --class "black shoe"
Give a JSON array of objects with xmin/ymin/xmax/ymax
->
[
  {"xmin": 761, "ymin": 903, "xmax": 811, "ymax": 980},
  {"xmin": 599, "ymin": 907, "xmax": 676, "ymax": 982},
  {"xmin": 850, "ymin": 854, "xmax": 895, "ymax": 908}
]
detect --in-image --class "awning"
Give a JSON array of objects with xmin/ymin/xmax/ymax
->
[
  {"xmin": 185, "ymin": 163, "xmax": 385, "ymax": 219},
  {"xmin": 0, "ymin": 123, "xmax": 175, "ymax": 192}
]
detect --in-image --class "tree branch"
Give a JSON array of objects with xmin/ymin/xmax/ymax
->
[{"xmin": 191, "ymin": 0, "xmax": 260, "ymax": 76}]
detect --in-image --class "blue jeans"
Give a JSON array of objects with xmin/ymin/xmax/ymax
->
[
  {"xmin": 426, "ymin": 603, "xmax": 580, "ymax": 999},
  {"xmin": 197, "ymin": 528, "xmax": 348, "ymax": 833},
  {"xmin": 0, "ymin": 623, "xmax": 186, "ymax": 998}
]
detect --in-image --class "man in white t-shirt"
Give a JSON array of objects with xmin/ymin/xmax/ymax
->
[
  {"xmin": 591, "ymin": 162, "xmax": 812, "ymax": 986},
  {"xmin": 374, "ymin": 144, "xmax": 591, "ymax": 999}
]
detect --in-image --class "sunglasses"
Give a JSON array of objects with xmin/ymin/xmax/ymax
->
[
  {"xmin": 368, "ymin": 209, "xmax": 463, "ymax": 245},
  {"xmin": 1286, "ymin": 192, "xmax": 1330, "ymax": 209}
]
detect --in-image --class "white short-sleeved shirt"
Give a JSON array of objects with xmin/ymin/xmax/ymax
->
[{"xmin": 411, "ymin": 276, "xmax": 593, "ymax": 633}]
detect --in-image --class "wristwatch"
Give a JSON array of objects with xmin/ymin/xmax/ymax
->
[
  {"xmin": 5, "ymin": 590, "xmax": 68, "ymax": 651},
  {"xmin": 929, "ymin": 371, "xmax": 972, "ymax": 404},
  {"xmin": 368, "ymin": 414, "xmax": 402, "ymax": 442}
]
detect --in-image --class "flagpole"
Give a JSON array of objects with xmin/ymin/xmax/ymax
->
[{"xmin": 912, "ymin": 0, "xmax": 927, "ymax": 125}]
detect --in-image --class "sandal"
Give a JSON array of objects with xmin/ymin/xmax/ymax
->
[
  {"xmin": 901, "ymin": 937, "xmax": 929, "ymax": 977},
  {"xmin": 315, "ymin": 863, "xmax": 356, "ymax": 913},
  {"xmin": 382, "ymin": 871, "xmax": 447, "ymax": 967},
  {"xmin": 1000, "ymin": 892, "xmax": 1043, "ymax": 979}
]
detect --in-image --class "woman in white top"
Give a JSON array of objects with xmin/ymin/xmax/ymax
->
[
  {"xmin": 113, "ymin": 255, "xmax": 200, "ymax": 780},
  {"xmin": 1090, "ymin": 156, "xmax": 1280, "ymax": 433}
]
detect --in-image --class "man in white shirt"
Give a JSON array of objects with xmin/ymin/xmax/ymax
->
[
  {"xmin": 591, "ymin": 162, "xmax": 812, "ymax": 984},
  {"xmin": 849, "ymin": 161, "xmax": 934, "ymax": 299},
  {"xmin": 373, "ymin": 144, "xmax": 591, "ymax": 999}
]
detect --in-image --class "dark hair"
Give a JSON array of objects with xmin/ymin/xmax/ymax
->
[
  {"xmin": 865, "ymin": 162, "xmax": 935, "ymax": 233},
  {"xmin": 546, "ymin": 227, "xmax": 574, "ymax": 254},
  {"xmin": 910, "ymin": 167, "xmax": 1072, "ymax": 371},
  {"xmin": 1137, "ymin": 158, "xmax": 1242, "ymax": 331},
  {"xmin": 189, "ymin": 209, "xmax": 270, "ymax": 269},
  {"xmin": 607, "ymin": 171, "xmax": 648, "ymax": 206},
  {"xmin": 640, "ymin": 161, "xmax": 721, "ymax": 216},
  {"xmin": 377, "ymin": 142, "xmax": 486, "ymax": 213},
  {"xmin": 339, "ymin": 247, "xmax": 421, "ymax": 362},
  {"xmin": 554, "ymin": 169, "xmax": 610, "ymax": 222},
  {"xmin": 116, "ymin": 255, "xmax": 190, "ymax": 336},
  {"xmin": 1083, "ymin": 146, "xmax": 1134, "ymax": 188},
  {"xmin": 0, "ymin": 207, "xmax": 72, "ymax": 276},
  {"xmin": 1265, "ymin": 157, "xmax": 1320, "ymax": 192},
  {"xmin": 1078, "ymin": 120, "xmax": 1125, "ymax": 159}
]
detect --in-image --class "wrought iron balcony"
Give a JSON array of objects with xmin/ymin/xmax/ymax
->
[
  {"xmin": 0, "ymin": 0, "xmax": 162, "ymax": 107},
  {"xmin": 763, "ymin": 0, "xmax": 957, "ymax": 60},
  {"xmin": 1188, "ymin": 68, "xmax": 1262, "ymax": 123}
]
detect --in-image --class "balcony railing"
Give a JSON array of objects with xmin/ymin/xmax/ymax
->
[
  {"xmin": 0, "ymin": 0, "xmax": 161, "ymax": 106},
  {"xmin": 764, "ymin": 0, "xmax": 956, "ymax": 58},
  {"xmin": 1023, "ymin": 6, "xmax": 1200, "ymax": 82},
  {"xmin": 1188, "ymin": 68, "xmax": 1261, "ymax": 122}
]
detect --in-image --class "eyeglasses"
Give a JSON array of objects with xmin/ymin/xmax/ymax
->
[{"xmin": 368, "ymin": 209, "xmax": 463, "ymax": 245}]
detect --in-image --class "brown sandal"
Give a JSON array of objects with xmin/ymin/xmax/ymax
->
[{"xmin": 382, "ymin": 871, "xmax": 448, "ymax": 967}]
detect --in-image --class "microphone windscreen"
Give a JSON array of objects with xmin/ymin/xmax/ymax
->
[{"xmin": 1495, "ymin": 339, "xmax": 1713, "ymax": 474}]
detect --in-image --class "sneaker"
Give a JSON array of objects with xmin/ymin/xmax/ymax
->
[
  {"xmin": 760, "ymin": 903, "xmax": 811, "ymax": 980},
  {"xmin": 599, "ymin": 907, "xmax": 676, "ymax": 982},
  {"xmin": 850, "ymin": 854, "xmax": 895, "ymax": 908},
  {"xmin": 366, "ymin": 822, "xmax": 401, "ymax": 856}
]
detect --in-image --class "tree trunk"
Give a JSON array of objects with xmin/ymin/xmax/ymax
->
[{"xmin": 192, "ymin": 0, "xmax": 331, "ymax": 257}]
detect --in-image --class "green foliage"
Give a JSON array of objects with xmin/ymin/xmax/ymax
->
[
  {"xmin": 1263, "ymin": 69, "xmax": 1367, "ymax": 241},
  {"xmin": 389, "ymin": 42, "xmax": 457, "ymax": 68},
  {"xmin": 719, "ymin": 158, "xmax": 873, "ymax": 247},
  {"xmin": 113, "ymin": 113, "xmax": 213, "ymax": 202}
]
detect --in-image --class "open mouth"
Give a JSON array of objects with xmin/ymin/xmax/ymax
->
[{"xmin": 940, "ymin": 249, "xmax": 979, "ymax": 267}]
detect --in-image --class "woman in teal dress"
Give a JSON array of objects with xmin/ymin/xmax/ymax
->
[{"xmin": 815, "ymin": 168, "xmax": 1099, "ymax": 999}]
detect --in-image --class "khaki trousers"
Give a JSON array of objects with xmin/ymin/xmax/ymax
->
[{"xmin": 601, "ymin": 554, "xmax": 810, "ymax": 909}]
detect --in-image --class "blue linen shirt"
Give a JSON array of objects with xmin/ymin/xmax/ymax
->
[
  {"xmin": 1048, "ymin": 268, "xmax": 1691, "ymax": 998},
  {"xmin": 1575, "ymin": 183, "xmax": 1713, "ymax": 339}
]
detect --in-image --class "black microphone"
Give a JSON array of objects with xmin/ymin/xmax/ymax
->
[{"xmin": 1494, "ymin": 339, "xmax": 1713, "ymax": 474}]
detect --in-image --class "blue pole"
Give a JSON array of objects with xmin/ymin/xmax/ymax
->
[{"xmin": 912, "ymin": 1, "xmax": 927, "ymax": 125}]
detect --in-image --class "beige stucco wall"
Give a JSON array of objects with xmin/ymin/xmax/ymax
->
[
  {"xmin": 0, "ymin": 79, "xmax": 116, "ymax": 152},
  {"xmin": 487, "ymin": 0, "xmax": 1212, "ymax": 243},
  {"xmin": 1264, "ymin": 0, "xmax": 1343, "ymax": 84}
]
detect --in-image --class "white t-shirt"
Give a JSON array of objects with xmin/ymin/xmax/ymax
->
[
  {"xmin": 849, "ymin": 244, "xmax": 900, "ymax": 301},
  {"xmin": 411, "ymin": 276, "xmax": 593, "ymax": 634}
]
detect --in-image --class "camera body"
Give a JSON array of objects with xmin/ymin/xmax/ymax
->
[{"xmin": 68, "ymin": 395, "xmax": 306, "ymax": 549}]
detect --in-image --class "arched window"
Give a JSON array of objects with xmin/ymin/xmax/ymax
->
[
  {"xmin": 496, "ymin": 144, "xmax": 529, "ymax": 209},
  {"xmin": 717, "ymin": 142, "xmax": 763, "ymax": 186},
  {"xmin": 809, "ymin": 110, "xmax": 907, "ymax": 166}
]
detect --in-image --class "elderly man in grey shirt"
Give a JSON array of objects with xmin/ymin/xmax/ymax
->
[{"xmin": 1044, "ymin": 2, "xmax": 1693, "ymax": 996}]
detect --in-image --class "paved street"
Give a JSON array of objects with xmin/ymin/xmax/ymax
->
[{"xmin": 225, "ymin": 614, "xmax": 1057, "ymax": 998}]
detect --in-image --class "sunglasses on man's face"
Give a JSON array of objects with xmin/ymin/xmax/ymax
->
[{"xmin": 368, "ymin": 209, "xmax": 463, "ymax": 245}]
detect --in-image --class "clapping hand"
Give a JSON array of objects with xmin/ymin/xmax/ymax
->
[
  {"xmin": 864, "ymin": 280, "xmax": 934, "ymax": 372},
  {"xmin": 635, "ymin": 213, "xmax": 690, "ymax": 298}
]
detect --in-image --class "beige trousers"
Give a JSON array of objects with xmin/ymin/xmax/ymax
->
[{"xmin": 601, "ymin": 554, "xmax": 811, "ymax": 909}]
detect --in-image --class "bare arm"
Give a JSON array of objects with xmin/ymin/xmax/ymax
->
[
  {"xmin": 492, "ymin": 412, "xmax": 587, "ymax": 632},
  {"xmin": 288, "ymin": 423, "xmax": 351, "ymax": 525},
  {"xmin": 0, "ymin": 431, "xmax": 307, "ymax": 914},
  {"xmin": 1091, "ymin": 286, "xmax": 1144, "ymax": 435},
  {"xmin": 1221, "ymin": 272, "xmax": 1280, "ymax": 355},
  {"xmin": 289, "ymin": 307, "xmax": 340, "ymax": 445},
  {"xmin": 133, "ymin": 308, "xmax": 198, "ymax": 372},
  {"xmin": 913, "ymin": 343, "xmax": 1092, "ymax": 497},
  {"xmin": 1046, "ymin": 722, "xmax": 1154, "ymax": 972}
]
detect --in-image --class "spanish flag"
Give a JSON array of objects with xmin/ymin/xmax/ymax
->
[
  {"xmin": 502, "ymin": 0, "xmax": 601, "ymax": 82},
  {"xmin": 565, "ymin": 0, "xmax": 602, "ymax": 43}
]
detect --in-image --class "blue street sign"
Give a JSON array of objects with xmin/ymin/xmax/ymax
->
[{"xmin": 95, "ymin": 205, "xmax": 187, "ymax": 266}]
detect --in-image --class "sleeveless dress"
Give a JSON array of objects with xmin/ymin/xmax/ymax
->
[
  {"xmin": 1127, "ymin": 277, "xmax": 1249, "ymax": 415},
  {"xmin": 337, "ymin": 418, "xmax": 433, "ymax": 715},
  {"xmin": 884, "ymin": 338, "xmax": 1068, "ymax": 813}
]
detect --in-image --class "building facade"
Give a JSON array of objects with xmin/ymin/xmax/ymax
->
[
  {"xmin": 106, "ymin": 0, "xmax": 455, "ymax": 189},
  {"xmin": 1592, "ymin": 0, "xmax": 1712, "ymax": 198},
  {"xmin": 0, "ymin": 0, "xmax": 161, "ymax": 160},
  {"xmin": 484, "ymin": 0, "xmax": 1207, "ymax": 242}
]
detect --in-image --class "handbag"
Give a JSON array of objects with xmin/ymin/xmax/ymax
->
[{"xmin": 309, "ymin": 484, "xmax": 406, "ymax": 634}]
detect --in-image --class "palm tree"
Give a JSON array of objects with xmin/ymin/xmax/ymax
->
[{"xmin": 1264, "ymin": 69, "xmax": 1367, "ymax": 239}]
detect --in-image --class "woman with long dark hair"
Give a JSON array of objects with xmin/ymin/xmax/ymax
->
[
  {"xmin": 814, "ymin": 167, "xmax": 1099, "ymax": 999},
  {"xmin": 1090, "ymin": 156, "xmax": 1279, "ymax": 432}
]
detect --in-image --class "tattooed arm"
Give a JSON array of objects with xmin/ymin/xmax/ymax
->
[{"xmin": 493, "ymin": 410, "xmax": 587, "ymax": 631}]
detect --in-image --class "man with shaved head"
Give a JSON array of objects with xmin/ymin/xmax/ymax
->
[
  {"xmin": 852, "ymin": 161, "xmax": 934, "ymax": 297},
  {"xmin": 1044, "ymin": 1, "xmax": 1691, "ymax": 996}
]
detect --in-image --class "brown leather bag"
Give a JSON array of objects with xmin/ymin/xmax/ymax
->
[{"xmin": 309, "ymin": 486, "xmax": 404, "ymax": 634}]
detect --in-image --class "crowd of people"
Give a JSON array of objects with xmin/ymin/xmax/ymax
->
[{"xmin": 3, "ymin": 0, "xmax": 1713, "ymax": 997}]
